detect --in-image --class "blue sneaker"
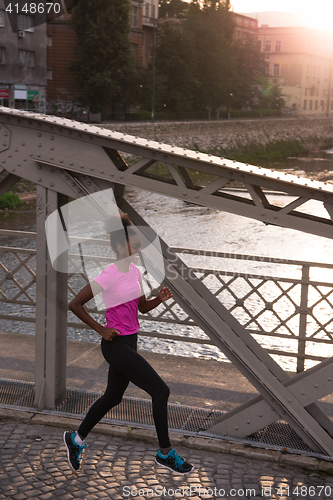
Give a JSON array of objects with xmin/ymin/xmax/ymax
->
[
  {"xmin": 63, "ymin": 431, "xmax": 86, "ymax": 471},
  {"xmin": 155, "ymin": 449, "xmax": 194, "ymax": 474}
]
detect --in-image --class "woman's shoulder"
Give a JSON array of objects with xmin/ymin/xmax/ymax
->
[
  {"xmin": 103, "ymin": 262, "xmax": 117, "ymax": 273},
  {"xmin": 130, "ymin": 262, "xmax": 142, "ymax": 280}
]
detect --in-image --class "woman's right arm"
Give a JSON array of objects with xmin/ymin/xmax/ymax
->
[{"xmin": 69, "ymin": 281, "xmax": 119, "ymax": 341}]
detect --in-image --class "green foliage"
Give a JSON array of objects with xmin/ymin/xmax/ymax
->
[
  {"xmin": 207, "ymin": 139, "xmax": 309, "ymax": 164},
  {"xmin": 0, "ymin": 192, "xmax": 25, "ymax": 210},
  {"xmin": 69, "ymin": 0, "xmax": 135, "ymax": 114},
  {"xmin": 159, "ymin": 0, "xmax": 187, "ymax": 18},
  {"xmin": 149, "ymin": 0, "xmax": 236, "ymax": 113},
  {"xmin": 232, "ymin": 38, "xmax": 265, "ymax": 108},
  {"xmin": 254, "ymin": 78, "xmax": 286, "ymax": 113},
  {"xmin": 138, "ymin": 0, "xmax": 284, "ymax": 117},
  {"xmin": 154, "ymin": 22, "xmax": 199, "ymax": 112},
  {"xmin": 184, "ymin": 0, "xmax": 235, "ymax": 111}
]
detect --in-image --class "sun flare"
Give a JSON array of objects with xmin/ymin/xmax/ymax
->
[{"xmin": 230, "ymin": 0, "xmax": 333, "ymax": 31}]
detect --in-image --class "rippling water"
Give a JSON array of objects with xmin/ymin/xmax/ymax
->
[{"xmin": 1, "ymin": 156, "xmax": 333, "ymax": 371}]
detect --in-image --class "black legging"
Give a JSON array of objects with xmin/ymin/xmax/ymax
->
[{"xmin": 78, "ymin": 333, "xmax": 171, "ymax": 449}]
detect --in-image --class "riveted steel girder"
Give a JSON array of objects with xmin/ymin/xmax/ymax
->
[
  {"xmin": 2, "ymin": 107, "xmax": 333, "ymax": 454},
  {"xmin": 0, "ymin": 107, "xmax": 333, "ymax": 239},
  {"xmin": 119, "ymin": 199, "xmax": 333, "ymax": 455}
]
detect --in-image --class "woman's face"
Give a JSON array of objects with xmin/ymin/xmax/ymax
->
[{"xmin": 119, "ymin": 235, "xmax": 142, "ymax": 263}]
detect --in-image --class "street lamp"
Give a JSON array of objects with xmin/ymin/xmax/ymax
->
[
  {"xmin": 228, "ymin": 93, "xmax": 233, "ymax": 119},
  {"xmin": 151, "ymin": 16, "xmax": 157, "ymax": 124}
]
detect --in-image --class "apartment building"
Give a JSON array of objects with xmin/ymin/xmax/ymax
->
[
  {"xmin": 258, "ymin": 26, "xmax": 333, "ymax": 115},
  {"xmin": 0, "ymin": 0, "xmax": 48, "ymax": 111},
  {"xmin": 45, "ymin": 0, "xmax": 158, "ymax": 114},
  {"xmin": 234, "ymin": 13, "xmax": 257, "ymax": 44},
  {"xmin": 130, "ymin": 0, "xmax": 158, "ymax": 68}
]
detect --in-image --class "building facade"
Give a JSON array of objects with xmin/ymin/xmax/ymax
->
[
  {"xmin": 258, "ymin": 26, "xmax": 333, "ymax": 115},
  {"xmin": 0, "ymin": 0, "xmax": 48, "ymax": 111},
  {"xmin": 45, "ymin": 0, "xmax": 158, "ymax": 116},
  {"xmin": 129, "ymin": 0, "xmax": 158, "ymax": 68},
  {"xmin": 46, "ymin": 4, "xmax": 78, "ymax": 115},
  {"xmin": 233, "ymin": 13, "xmax": 257, "ymax": 44}
]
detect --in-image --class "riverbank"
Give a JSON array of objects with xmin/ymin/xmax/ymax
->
[
  {"xmin": 101, "ymin": 117, "xmax": 333, "ymax": 152},
  {"xmin": 1, "ymin": 117, "xmax": 333, "ymax": 211}
]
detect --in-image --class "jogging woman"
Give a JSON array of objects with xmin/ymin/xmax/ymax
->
[{"xmin": 64, "ymin": 214, "xmax": 194, "ymax": 474}]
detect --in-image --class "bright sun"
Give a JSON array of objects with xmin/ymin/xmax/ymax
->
[{"xmin": 229, "ymin": 0, "xmax": 333, "ymax": 31}]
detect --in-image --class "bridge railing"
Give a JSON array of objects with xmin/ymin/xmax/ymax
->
[{"xmin": 1, "ymin": 229, "xmax": 333, "ymax": 372}]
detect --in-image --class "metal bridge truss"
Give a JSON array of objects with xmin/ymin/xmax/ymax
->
[{"xmin": 1, "ymin": 107, "xmax": 333, "ymax": 455}]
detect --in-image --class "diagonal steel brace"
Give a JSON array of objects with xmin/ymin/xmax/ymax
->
[{"xmin": 119, "ymin": 197, "xmax": 333, "ymax": 456}]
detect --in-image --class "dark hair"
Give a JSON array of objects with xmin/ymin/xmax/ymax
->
[{"xmin": 106, "ymin": 213, "xmax": 136, "ymax": 255}]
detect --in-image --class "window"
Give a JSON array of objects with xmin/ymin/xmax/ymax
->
[
  {"xmin": 18, "ymin": 50, "xmax": 35, "ymax": 67},
  {"xmin": 131, "ymin": 6, "xmax": 138, "ymax": 28},
  {"xmin": 321, "ymin": 100, "xmax": 324, "ymax": 109},
  {"xmin": 275, "ymin": 40, "xmax": 281, "ymax": 51},
  {"xmin": 151, "ymin": 4, "xmax": 155, "ymax": 19},
  {"xmin": 257, "ymin": 40, "xmax": 261, "ymax": 51},
  {"xmin": 131, "ymin": 43, "xmax": 137, "ymax": 61},
  {"xmin": 273, "ymin": 64, "xmax": 280, "ymax": 76},
  {"xmin": 0, "ymin": 47, "xmax": 4, "ymax": 63},
  {"xmin": 17, "ymin": 14, "xmax": 34, "ymax": 31},
  {"xmin": 304, "ymin": 100, "xmax": 307, "ymax": 110},
  {"xmin": 309, "ymin": 100, "xmax": 313, "ymax": 110},
  {"xmin": 315, "ymin": 100, "xmax": 318, "ymax": 110},
  {"xmin": 265, "ymin": 40, "xmax": 271, "ymax": 52},
  {"xmin": 145, "ymin": 2, "xmax": 149, "ymax": 16},
  {"xmin": 236, "ymin": 30, "xmax": 241, "ymax": 41},
  {"xmin": 0, "ymin": 10, "xmax": 4, "ymax": 27},
  {"xmin": 264, "ymin": 62, "xmax": 269, "ymax": 75},
  {"xmin": 331, "ymin": 100, "xmax": 333, "ymax": 110}
]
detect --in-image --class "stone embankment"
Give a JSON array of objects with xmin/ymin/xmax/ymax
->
[{"xmin": 101, "ymin": 117, "xmax": 333, "ymax": 151}]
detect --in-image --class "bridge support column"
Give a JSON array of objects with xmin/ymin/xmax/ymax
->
[{"xmin": 35, "ymin": 185, "xmax": 68, "ymax": 409}]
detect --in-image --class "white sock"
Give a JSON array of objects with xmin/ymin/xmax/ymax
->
[{"xmin": 73, "ymin": 432, "xmax": 85, "ymax": 446}]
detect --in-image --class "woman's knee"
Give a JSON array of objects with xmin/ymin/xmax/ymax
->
[
  {"xmin": 152, "ymin": 380, "xmax": 170, "ymax": 403},
  {"xmin": 102, "ymin": 390, "xmax": 124, "ymax": 408}
]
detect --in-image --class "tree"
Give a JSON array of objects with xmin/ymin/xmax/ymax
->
[
  {"xmin": 255, "ymin": 78, "xmax": 286, "ymax": 114},
  {"xmin": 69, "ymin": 0, "xmax": 135, "ymax": 115},
  {"xmin": 232, "ymin": 37, "xmax": 265, "ymax": 108},
  {"xmin": 154, "ymin": 21, "xmax": 199, "ymax": 112},
  {"xmin": 159, "ymin": 0, "xmax": 187, "ymax": 19},
  {"xmin": 185, "ymin": 0, "xmax": 235, "ymax": 111}
]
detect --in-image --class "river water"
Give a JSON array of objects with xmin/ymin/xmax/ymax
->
[{"xmin": 1, "ymin": 153, "xmax": 333, "ymax": 371}]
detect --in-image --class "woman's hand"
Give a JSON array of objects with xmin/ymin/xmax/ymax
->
[
  {"xmin": 158, "ymin": 287, "xmax": 173, "ymax": 302},
  {"xmin": 100, "ymin": 327, "xmax": 119, "ymax": 341}
]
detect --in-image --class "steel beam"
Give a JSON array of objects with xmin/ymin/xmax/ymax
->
[
  {"xmin": 0, "ymin": 107, "xmax": 333, "ymax": 239},
  {"xmin": 119, "ymin": 199, "xmax": 333, "ymax": 455},
  {"xmin": 0, "ymin": 173, "xmax": 21, "ymax": 196},
  {"xmin": 2, "ymin": 107, "xmax": 333, "ymax": 453},
  {"xmin": 208, "ymin": 355, "xmax": 333, "ymax": 437},
  {"xmin": 35, "ymin": 185, "xmax": 68, "ymax": 408}
]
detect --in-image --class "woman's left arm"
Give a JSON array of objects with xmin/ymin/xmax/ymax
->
[{"xmin": 138, "ymin": 284, "xmax": 173, "ymax": 314}]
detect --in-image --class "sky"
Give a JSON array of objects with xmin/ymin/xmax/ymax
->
[{"xmin": 230, "ymin": 0, "xmax": 333, "ymax": 31}]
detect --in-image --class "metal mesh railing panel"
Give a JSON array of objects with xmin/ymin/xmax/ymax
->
[{"xmin": 0, "ymin": 378, "xmax": 321, "ymax": 457}]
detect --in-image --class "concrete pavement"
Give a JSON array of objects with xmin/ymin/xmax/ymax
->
[
  {"xmin": 1, "ymin": 409, "xmax": 333, "ymax": 500},
  {"xmin": 2, "ymin": 330, "xmax": 333, "ymax": 499}
]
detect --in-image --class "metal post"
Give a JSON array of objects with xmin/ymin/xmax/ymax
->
[
  {"xmin": 151, "ymin": 18, "xmax": 156, "ymax": 124},
  {"xmin": 297, "ymin": 264, "xmax": 310, "ymax": 373},
  {"xmin": 35, "ymin": 185, "xmax": 47, "ymax": 409},
  {"xmin": 35, "ymin": 187, "xmax": 68, "ymax": 408}
]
